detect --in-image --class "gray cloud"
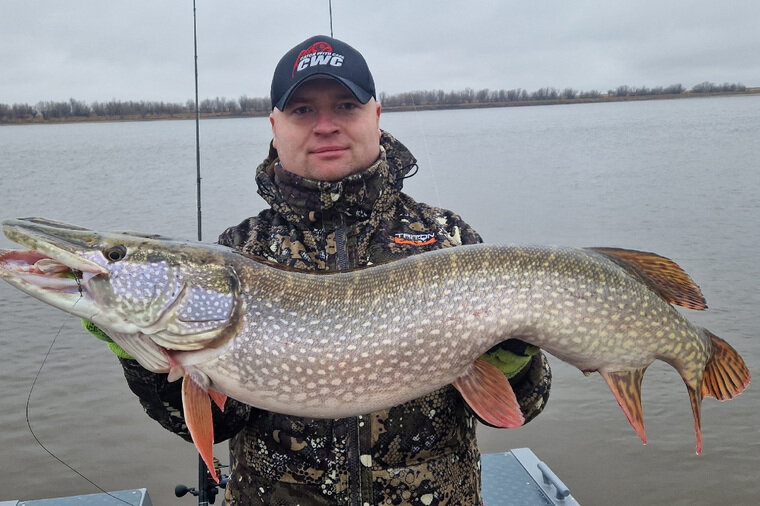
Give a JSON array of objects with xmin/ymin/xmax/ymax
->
[{"xmin": 1, "ymin": 0, "xmax": 758, "ymax": 105}]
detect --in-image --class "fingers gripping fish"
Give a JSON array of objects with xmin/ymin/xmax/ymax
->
[{"xmin": 0, "ymin": 217, "xmax": 750, "ymax": 481}]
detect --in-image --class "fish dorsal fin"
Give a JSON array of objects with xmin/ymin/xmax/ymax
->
[
  {"xmin": 599, "ymin": 368, "xmax": 648, "ymax": 446},
  {"xmin": 590, "ymin": 247, "xmax": 707, "ymax": 310},
  {"xmin": 453, "ymin": 359, "xmax": 524, "ymax": 428}
]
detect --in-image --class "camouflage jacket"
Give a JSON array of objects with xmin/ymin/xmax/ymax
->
[{"xmin": 119, "ymin": 131, "xmax": 551, "ymax": 505}]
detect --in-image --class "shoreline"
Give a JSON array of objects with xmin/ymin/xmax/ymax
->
[{"xmin": 2, "ymin": 88, "xmax": 758, "ymax": 126}]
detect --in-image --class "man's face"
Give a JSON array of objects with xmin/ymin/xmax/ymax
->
[{"xmin": 270, "ymin": 78, "xmax": 381, "ymax": 181}]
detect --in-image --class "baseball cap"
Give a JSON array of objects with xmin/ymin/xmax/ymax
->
[{"xmin": 270, "ymin": 35, "xmax": 376, "ymax": 111}]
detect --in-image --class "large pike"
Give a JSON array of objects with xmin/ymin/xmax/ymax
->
[{"xmin": 0, "ymin": 217, "xmax": 749, "ymax": 480}]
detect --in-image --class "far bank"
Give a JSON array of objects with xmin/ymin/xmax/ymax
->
[{"xmin": 2, "ymin": 87, "xmax": 758, "ymax": 126}]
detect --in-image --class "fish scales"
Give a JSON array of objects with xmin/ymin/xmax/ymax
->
[
  {"xmin": 0, "ymin": 217, "xmax": 749, "ymax": 480},
  {"xmin": 201, "ymin": 245, "xmax": 708, "ymax": 418}
]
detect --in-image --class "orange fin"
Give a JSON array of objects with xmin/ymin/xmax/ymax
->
[
  {"xmin": 160, "ymin": 348, "xmax": 184, "ymax": 382},
  {"xmin": 686, "ymin": 385, "xmax": 703, "ymax": 455},
  {"xmin": 590, "ymin": 247, "xmax": 707, "ymax": 310},
  {"xmin": 453, "ymin": 358, "xmax": 524, "ymax": 428},
  {"xmin": 181, "ymin": 375, "xmax": 219, "ymax": 483},
  {"xmin": 208, "ymin": 389, "xmax": 228, "ymax": 412},
  {"xmin": 600, "ymin": 368, "xmax": 647, "ymax": 445},
  {"xmin": 686, "ymin": 329, "xmax": 751, "ymax": 455},
  {"xmin": 701, "ymin": 329, "xmax": 751, "ymax": 401}
]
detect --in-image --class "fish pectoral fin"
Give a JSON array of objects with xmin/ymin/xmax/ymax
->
[
  {"xmin": 590, "ymin": 247, "xmax": 707, "ymax": 310},
  {"xmin": 453, "ymin": 358, "xmax": 524, "ymax": 428},
  {"xmin": 181, "ymin": 374, "xmax": 219, "ymax": 483},
  {"xmin": 600, "ymin": 368, "xmax": 647, "ymax": 446},
  {"xmin": 208, "ymin": 389, "xmax": 228, "ymax": 412}
]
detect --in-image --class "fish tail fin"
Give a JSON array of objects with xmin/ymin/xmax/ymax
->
[
  {"xmin": 599, "ymin": 368, "xmax": 648, "ymax": 446},
  {"xmin": 453, "ymin": 358, "xmax": 525, "ymax": 428},
  {"xmin": 700, "ymin": 329, "xmax": 750, "ymax": 401},
  {"xmin": 181, "ymin": 374, "xmax": 220, "ymax": 483},
  {"xmin": 686, "ymin": 329, "xmax": 750, "ymax": 455}
]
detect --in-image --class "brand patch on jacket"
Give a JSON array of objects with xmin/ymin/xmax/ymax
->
[{"xmin": 393, "ymin": 232, "xmax": 436, "ymax": 246}]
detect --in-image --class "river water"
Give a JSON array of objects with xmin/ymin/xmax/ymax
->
[{"xmin": 1, "ymin": 95, "xmax": 758, "ymax": 505}]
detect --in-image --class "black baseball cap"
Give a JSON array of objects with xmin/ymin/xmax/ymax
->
[{"xmin": 270, "ymin": 35, "xmax": 376, "ymax": 111}]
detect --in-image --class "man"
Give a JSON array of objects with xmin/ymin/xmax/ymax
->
[{"xmin": 105, "ymin": 36, "xmax": 551, "ymax": 505}]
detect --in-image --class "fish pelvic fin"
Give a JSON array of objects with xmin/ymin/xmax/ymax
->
[
  {"xmin": 453, "ymin": 358, "xmax": 524, "ymax": 428},
  {"xmin": 208, "ymin": 389, "xmax": 228, "ymax": 412},
  {"xmin": 701, "ymin": 329, "xmax": 751, "ymax": 401},
  {"xmin": 599, "ymin": 368, "xmax": 647, "ymax": 446},
  {"xmin": 181, "ymin": 374, "xmax": 220, "ymax": 483},
  {"xmin": 590, "ymin": 247, "xmax": 706, "ymax": 310}
]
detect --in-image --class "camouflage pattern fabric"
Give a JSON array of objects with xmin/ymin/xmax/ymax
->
[{"xmin": 119, "ymin": 131, "xmax": 551, "ymax": 505}]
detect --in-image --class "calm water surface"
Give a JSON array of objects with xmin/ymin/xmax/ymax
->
[{"xmin": 1, "ymin": 95, "xmax": 759, "ymax": 505}]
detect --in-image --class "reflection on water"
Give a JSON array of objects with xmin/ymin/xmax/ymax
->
[{"xmin": 1, "ymin": 95, "xmax": 759, "ymax": 505}]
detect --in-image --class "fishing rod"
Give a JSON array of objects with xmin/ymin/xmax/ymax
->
[
  {"xmin": 194, "ymin": 0, "xmax": 202, "ymax": 242},
  {"xmin": 175, "ymin": 457, "xmax": 229, "ymax": 505},
  {"xmin": 329, "ymin": 0, "xmax": 334, "ymax": 36},
  {"xmin": 177, "ymin": 1, "xmax": 337, "ymax": 502},
  {"xmin": 175, "ymin": 2, "xmax": 230, "ymax": 504}
]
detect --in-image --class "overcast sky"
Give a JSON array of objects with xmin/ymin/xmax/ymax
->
[{"xmin": 2, "ymin": 1, "xmax": 759, "ymax": 105}]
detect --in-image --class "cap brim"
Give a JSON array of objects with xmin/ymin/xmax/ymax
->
[{"xmin": 274, "ymin": 74, "xmax": 373, "ymax": 111}]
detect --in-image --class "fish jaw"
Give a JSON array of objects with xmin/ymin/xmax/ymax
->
[
  {"xmin": 1, "ymin": 218, "xmax": 178, "ymax": 334},
  {"xmin": 2, "ymin": 218, "xmax": 109, "ymax": 275},
  {"xmin": 1, "ymin": 217, "xmax": 244, "ymax": 374},
  {"xmin": 0, "ymin": 247, "xmax": 158, "ymax": 337},
  {"xmin": 0, "ymin": 248, "xmax": 103, "ymax": 322},
  {"xmin": 0, "ymin": 218, "xmax": 134, "ymax": 331},
  {"xmin": 1, "ymin": 230, "xmax": 229, "ymax": 481},
  {"xmin": 0, "ymin": 247, "xmax": 174, "ymax": 372}
]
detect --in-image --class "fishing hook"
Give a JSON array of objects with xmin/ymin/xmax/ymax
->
[{"xmin": 72, "ymin": 268, "xmax": 84, "ymax": 297}]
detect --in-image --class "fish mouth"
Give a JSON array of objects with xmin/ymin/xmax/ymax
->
[
  {"xmin": 0, "ymin": 225, "xmax": 173, "ymax": 373},
  {"xmin": 0, "ymin": 246, "xmax": 103, "ymax": 327},
  {"xmin": 2, "ymin": 217, "xmax": 235, "ymax": 372},
  {"xmin": 0, "ymin": 218, "xmax": 110, "ymax": 319},
  {"xmin": 2, "ymin": 217, "xmax": 108, "ymax": 274},
  {"xmin": 0, "ymin": 249, "xmax": 87, "ymax": 291}
]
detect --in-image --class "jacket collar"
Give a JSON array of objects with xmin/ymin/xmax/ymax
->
[{"xmin": 255, "ymin": 131, "xmax": 417, "ymax": 230}]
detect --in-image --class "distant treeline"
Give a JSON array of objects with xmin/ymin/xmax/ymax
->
[
  {"xmin": 0, "ymin": 81, "xmax": 750, "ymax": 123},
  {"xmin": 0, "ymin": 95, "xmax": 272, "ymax": 122},
  {"xmin": 379, "ymin": 81, "xmax": 746, "ymax": 107}
]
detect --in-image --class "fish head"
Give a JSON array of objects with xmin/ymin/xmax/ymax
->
[{"xmin": 0, "ymin": 217, "xmax": 243, "ymax": 371}]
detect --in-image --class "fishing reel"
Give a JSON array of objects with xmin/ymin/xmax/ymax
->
[{"xmin": 175, "ymin": 456, "xmax": 229, "ymax": 504}]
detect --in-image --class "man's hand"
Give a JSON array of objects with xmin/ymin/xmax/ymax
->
[
  {"xmin": 479, "ymin": 339, "xmax": 538, "ymax": 379},
  {"xmin": 475, "ymin": 339, "xmax": 551, "ymax": 426},
  {"xmin": 82, "ymin": 319, "xmax": 133, "ymax": 359}
]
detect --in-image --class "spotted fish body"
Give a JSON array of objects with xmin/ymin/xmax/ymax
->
[
  {"xmin": 0, "ymin": 218, "xmax": 750, "ymax": 481},
  {"xmin": 208, "ymin": 245, "xmax": 699, "ymax": 417}
]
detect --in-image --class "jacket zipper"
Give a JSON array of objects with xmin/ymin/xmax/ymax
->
[
  {"xmin": 335, "ymin": 220, "xmax": 364, "ymax": 505},
  {"xmin": 335, "ymin": 221, "xmax": 350, "ymax": 272}
]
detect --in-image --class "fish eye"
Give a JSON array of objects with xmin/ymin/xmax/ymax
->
[{"xmin": 103, "ymin": 245, "xmax": 127, "ymax": 262}]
